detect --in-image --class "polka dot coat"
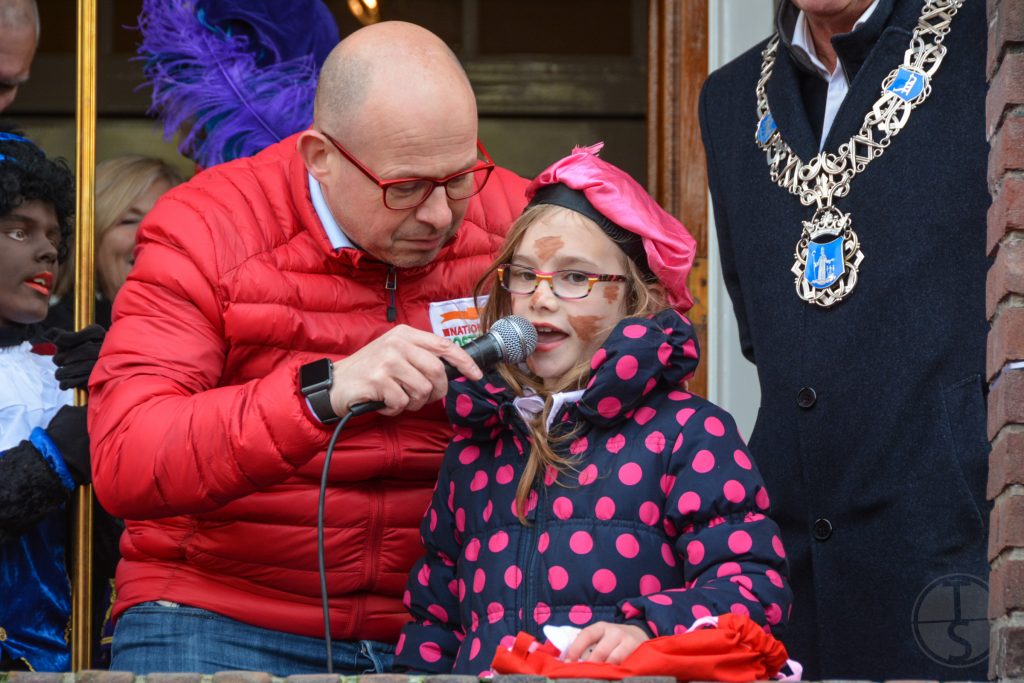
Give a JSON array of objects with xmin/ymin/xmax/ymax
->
[{"xmin": 395, "ymin": 309, "xmax": 792, "ymax": 675}]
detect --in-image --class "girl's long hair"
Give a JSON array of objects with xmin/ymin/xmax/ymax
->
[{"xmin": 473, "ymin": 204, "xmax": 668, "ymax": 523}]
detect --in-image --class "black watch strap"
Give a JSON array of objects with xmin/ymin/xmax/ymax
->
[
  {"xmin": 307, "ymin": 388, "xmax": 339, "ymax": 424},
  {"xmin": 300, "ymin": 358, "xmax": 339, "ymax": 424}
]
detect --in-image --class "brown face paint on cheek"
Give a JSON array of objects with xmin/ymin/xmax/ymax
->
[
  {"xmin": 532, "ymin": 236, "xmax": 564, "ymax": 264},
  {"xmin": 568, "ymin": 315, "xmax": 604, "ymax": 344},
  {"xmin": 602, "ymin": 283, "xmax": 621, "ymax": 304}
]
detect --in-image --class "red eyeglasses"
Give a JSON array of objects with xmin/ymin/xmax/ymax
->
[{"xmin": 320, "ymin": 130, "xmax": 495, "ymax": 210}]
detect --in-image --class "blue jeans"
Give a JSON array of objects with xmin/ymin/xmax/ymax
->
[{"xmin": 111, "ymin": 602, "xmax": 394, "ymax": 675}]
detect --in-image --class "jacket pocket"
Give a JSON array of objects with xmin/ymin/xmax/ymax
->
[{"xmin": 941, "ymin": 373, "xmax": 990, "ymax": 529}]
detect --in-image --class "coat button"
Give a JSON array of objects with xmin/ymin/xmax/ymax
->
[
  {"xmin": 813, "ymin": 518, "xmax": 833, "ymax": 541},
  {"xmin": 797, "ymin": 386, "xmax": 817, "ymax": 409}
]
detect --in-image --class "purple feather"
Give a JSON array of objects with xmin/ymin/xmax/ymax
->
[{"xmin": 137, "ymin": 0, "xmax": 328, "ymax": 168}]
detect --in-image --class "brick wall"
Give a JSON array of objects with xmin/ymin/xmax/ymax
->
[{"xmin": 987, "ymin": 0, "xmax": 1024, "ymax": 680}]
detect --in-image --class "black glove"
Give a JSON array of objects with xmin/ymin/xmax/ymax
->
[
  {"xmin": 45, "ymin": 324, "xmax": 106, "ymax": 391},
  {"xmin": 46, "ymin": 405, "xmax": 91, "ymax": 486}
]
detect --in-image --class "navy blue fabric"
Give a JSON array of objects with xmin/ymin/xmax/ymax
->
[
  {"xmin": 698, "ymin": 0, "xmax": 990, "ymax": 679},
  {"xmin": 396, "ymin": 309, "xmax": 792, "ymax": 675}
]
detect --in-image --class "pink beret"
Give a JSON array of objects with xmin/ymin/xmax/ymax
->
[{"xmin": 525, "ymin": 142, "xmax": 696, "ymax": 311}]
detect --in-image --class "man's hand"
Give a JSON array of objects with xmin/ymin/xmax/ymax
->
[
  {"xmin": 563, "ymin": 622, "xmax": 649, "ymax": 664},
  {"xmin": 45, "ymin": 324, "xmax": 106, "ymax": 390},
  {"xmin": 328, "ymin": 325, "xmax": 483, "ymax": 417}
]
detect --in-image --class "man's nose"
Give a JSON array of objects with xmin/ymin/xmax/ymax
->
[
  {"xmin": 414, "ymin": 185, "xmax": 454, "ymax": 230},
  {"xmin": 36, "ymin": 235, "xmax": 58, "ymax": 264}
]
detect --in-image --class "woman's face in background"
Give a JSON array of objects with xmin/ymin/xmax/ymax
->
[{"xmin": 96, "ymin": 178, "xmax": 172, "ymax": 300}]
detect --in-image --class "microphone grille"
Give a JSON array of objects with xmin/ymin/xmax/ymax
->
[{"xmin": 490, "ymin": 315, "xmax": 538, "ymax": 364}]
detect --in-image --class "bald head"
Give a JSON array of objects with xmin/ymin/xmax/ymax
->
[
  {"xmin": 0, "ymin": 0, "xmax": 37, "ymax": 112},
  {"xmin": 314, "ymin": 21, "xmax": 476, "ymax": 143}
]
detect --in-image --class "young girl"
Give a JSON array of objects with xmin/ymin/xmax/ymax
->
[{"xmin": 395, "ymin": 144, "xmax": 792, "ymax": 675}]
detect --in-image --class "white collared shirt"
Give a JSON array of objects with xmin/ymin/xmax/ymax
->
[
  {"xmin": 308, "ymin": 172, "xmax": 357, "ymax": 251},
  {"xmin": 791, "ymin": 0, "xmax": 880, "ymax": 148}
]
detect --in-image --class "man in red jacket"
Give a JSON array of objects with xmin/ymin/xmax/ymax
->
[{"xmin": 88, "ymin": 21, "xmax": 528, "ymax": 675}]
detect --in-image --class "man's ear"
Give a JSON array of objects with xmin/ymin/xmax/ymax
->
[{"xmin": 297, "ymin": 129, "xmax": 332, "ymax": 182}]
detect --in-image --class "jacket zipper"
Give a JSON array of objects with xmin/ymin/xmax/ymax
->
[{"xmin": 385, "ymin": 265, "xmax": 397, "ymax": 322}]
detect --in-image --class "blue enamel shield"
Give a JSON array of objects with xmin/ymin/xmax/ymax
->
[
  {"xmin": 805, "ymin": 236, "xmax": 845, "ymax": 289},
  {"xmin": 756, "ymin": 112, "xmax": 777, "ymax": 145},
  {"xmin": 887, "ymin": 67, "xmax": 927, "ymax": 102}
]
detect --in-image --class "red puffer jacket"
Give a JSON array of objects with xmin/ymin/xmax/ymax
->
[{"xmin": 88, "ymin": 134, "xmax": 528, "ymax": 641}]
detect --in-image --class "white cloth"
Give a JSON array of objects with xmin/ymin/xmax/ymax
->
[
  {"xmin": 513, "ymin": 388, "xmax": 585, "ymax": 430},
  {"xmin": 308, "ymin": 172, "xmax": 357, "ymax": 251},
  {"xmin": 0, "ymin": 342, "xmax": 71, "ymax": 451},
  {"xmin": 791, "ymin": 0, "xmax": 880, "ymax": 147}
]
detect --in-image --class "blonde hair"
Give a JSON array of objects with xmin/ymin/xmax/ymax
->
[
  {"xmin": 473, "ymin": 203, "xmax": 668, "ymax": 523},
  {"xmin": 92, "ymin": 155, "xmax": 183, "ymax": 299}
]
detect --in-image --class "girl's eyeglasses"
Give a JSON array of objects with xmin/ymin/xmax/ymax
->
[{"xmin": 497, "ymin": 263, "xmax": 627, "ymax": 300}]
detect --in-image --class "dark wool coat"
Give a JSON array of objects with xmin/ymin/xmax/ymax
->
[
  {"xmin": 395, "ymin": 309, "xmax": 792, "ymax": 675},
  {"xmin": 698, "ymin": 0, "xmax": 990, "ymax": 679}
]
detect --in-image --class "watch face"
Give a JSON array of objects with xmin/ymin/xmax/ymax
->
[{"xmin": 300, "ymin": 359, "xmax": 331, "ymax": 393}]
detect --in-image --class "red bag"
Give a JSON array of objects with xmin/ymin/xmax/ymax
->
[{"xmin": 490, "ymin": 614, "xmax": 791, "ymax": 682}]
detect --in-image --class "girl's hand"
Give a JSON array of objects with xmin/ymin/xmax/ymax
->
[{"xmin": 562, "ymin": 622, "xmax": 649, "ymax": 664}]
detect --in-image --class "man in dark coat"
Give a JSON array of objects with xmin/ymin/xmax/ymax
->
[{"xmin": 698, "ymin": 0, "xmax": 989, "ymax": 680}]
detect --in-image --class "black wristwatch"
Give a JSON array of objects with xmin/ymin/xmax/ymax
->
[{"xmin": 299, "ymin": 358, "xmax": 339, "ymax": 424}]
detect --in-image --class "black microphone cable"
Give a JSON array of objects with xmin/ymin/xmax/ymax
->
[{"xmin": 318, "ymin": 399, "xmax": 384, "ymax": 674}]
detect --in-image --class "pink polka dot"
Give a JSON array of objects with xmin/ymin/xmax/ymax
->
[
  {"xmin": 499, "ymin": 634, "xmax": 515, "ymax": 650},
  {"xmin": 396, "ymin": 632, "xmax": 407, "ymax": 654},
  {"xmin": 657, "ymin": 342, "xmax": 673, "ymax": 365},
  {"xmin": 634, "ymin": 406, "xmax": 657, "ymax": 425},
  {"xmin": 733, "ymin": 449, "xmax": 752, "ymax": 470},
  {"xmin": 738, "ymin": 585, "xmax": 757, "ymax": 602},
  {"xmin": 429, "ymin": 509, "xmax": 437, "ymax": 532},
  {"xmin": 465, "ymin": 538, "xmax": 481, "ymax": 561},
  {"xmin": 597, "ymin": 396, "xmax": 622, "ymax": 418},
  {"xmin": 595, "ymin": 496, "xmax": 616, "ymax": 520},
  {"xmin": 682, "ymin": 338, "xmax": 697, "ymax": 359},
  {"xmin": 419, "ymin": 641, "xmax": 442, "ymax": 663},
  {"xmin": 678, "ymin": 491, "xmax": 701, "ymax": 515},
  {"xmin": 455, "ymin": 508, "xmax": 466, "ymax": 532},
  {"xmin": 728, "ymin": 530, "xmax": 753, "ymax": 554},
  {"xmin": 458, "ymin": 579, "xmax": 466, "ymax": 600},
  {"xmin": 704, "ymin": 416, "xmax": 726, "ymax": 437},
  {"xmin": 495, "ymin": 464, "xmax": 514, "ymax": 484},
  {"xmin": 659, "ymin": 474, "xmax": 676, "ymax": 496},
  {"xmin": 473, "ymin": 568, "xmax": 486, "ymax": 593},
  {"xmin": 578, "ymin": 463, "xmax": 598, "ymax": 485},
  {"xmin": 482, "ymin": 500, "xmax": 493, "ymax": 523},
  {"xmin": 616, "ymin": 355, "xmax": 639, "ymax": 380},
  {"xmin": 766, "ymin": 569, "xmax": 784, "ymax": 588},
  {"xmin": 623, "ymin": 324, "xmax": 648, "ymax": 338},
  {"xmin": 676, "ymin": 408, "xmax": 696, "ymax": 426},
  {"xmin": 593, "ymin": 569, "xmax": 617, "ymax": 594},
  {"xmin": 570, "ymin": 436, "xmax": 589, "ymax": 455},
  {"xmin": 544, "ymin": 465, "xmax": 558, "ymax": 486},
  {"xmin": 730, "ymin": 574, "xmax": 753, "ymax": 590},
  {"xmin": 717, "ymin": 562, "xmax": 741, "ymax": 577},
  {"xmin": 489, "ymin": 531, "xmax": 509, "ymax": 553},
  {"xmin": 471, "ymin": 611, "xmax": 479, "ymax": 631},
  {"xmin": 772, "ymin": 535, "xmax": 786, "ymax": 558},
  {"xmin": 458, "ymin": 445, "xmax": 480, "ymax": 465},
  {"xmin": 723, "ymin": 479, "xmax": 746, "ymax": 503},
  {"xmin": 618, "ymin": 462, "xmax": 643, "ymax": 485},
  {"xmin": 669, "ymin": 390, "xmax": 692, "ymax": 401},
  {"xmin": 505, "ymin": 565, "xmax": 523, "ymax": 589},
  {"xmin": 487, "ymin": 602, "xmax": 504, "ymax": 624},
  {"xmin": 470, "ymin": 637, "xmax": 481, "ymax": 660},
  {"xmin": 569, "ymin": 605, "xmax": 593, "ymax": 625},
  {"xmin": 691, "ymin": 449, "xmax": 715, "ymax": 473},
  {"xmin": 691, "ymin": 604, "xmax": 712, "ymax": 620},
  {"xmin": 661, "ymin": 543, "xmax": 677, "ymax": 567},
  {"xmin": 672, "ymin": 433, "xmax": 684, "ymax": 453},
  {"xmin": 686, "ymin": 540, "xmax": 705, "ymax": 565},
  {"xmin": 590, "ymin": 347, "xmax": 608, "ymax": 370},
  {"xmin": 566, "ymin": 530, "xmax": 592, "ymax": 554},
  {"xmin": 643, "ymin": 377, "xmax": 658, "ymax": 396},
  {"xmin": 455, "ymin": 394, "xmax": 473, "ymax": 417},
  {"xmin": 427, "ymin": 604, "xmax": 448, "ymax": 622},
  {"xmin": 639, "ymin": 574, "xmax": 661, "ymax": 594},
  {"xmin": 553, "ymin": 496, "xmax": 573, "ymax": 519},
  {"xmin": 537, "ymin": 532, "xmax": 550, "ymax": 553},
  {"xmin": 534, "ymin": 602, "xmax": 551, "ymax": 624},
  {"xmin": 730, "ymin": 603, "xmax": 750, "ymax": 617},
  {"xmin": 756, "ymin": 487, "xmax": 770, "ymax": 510},
  {"xmin": 649, "ymin": 594, "xmax": 673, "ymax": 606},
  {"xmin": 645, "ymin": 431, "xmax": 666, "ymax": 453},
  {"xmin": 548, "ymin": 566, "xmax": 569, "ymax": 590},
  {"xmin": 616, "ymin": 533, "xmax": 640, "ymax": 558},
  {"xmin": 639, "ymin": 501, "xmax": 660, "ymax": 526},
  {"xmin": 417, "ymin": 564, "xmax": 431, "ymax": 586},
  {"xmin": 765, "ymin": 603, "xmax": 783, "ymax": 625},
  {"xmin": 606, "ymin": 433, "xmax": 626, "ymax": 453},
  {"xmin": 470, "ymin": 470, "xmax": 488, "ymax": 491}
]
